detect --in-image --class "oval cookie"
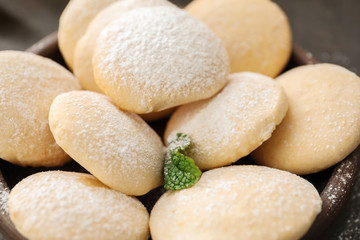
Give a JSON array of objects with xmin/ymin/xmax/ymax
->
[
  {"xmin": 49, "ymin": 91, "xmax": 165, "ymax": 195},
  {"xmin": 252, "ymin": 63, "xmax": 360, "ymax": 174},
  {"xmin": 9, "ymin": 171, "xmax": 149, "ymax": 240},
  {"xmin": 0, "ymin": 51, "xmax": 81, "ymax": 167},
  {"xmin": 58, "ymin": 0, "xmax": 119, "ymax": 69},
  {"xmin": 150, "ymin": 165, "xmax": 322, "ymax": 240},
  {"xmin": 74, "ymin": 0, "xmax": 175, "ymax": 92},
  {"xmin": 93, "ymin": 6, "xmax": 230, "ymax": 113},
  {"xmin": 186, "ymin": 0, "xmax": 292, "ymax": 77},
  {"xmin": 164, "ymin": 72, "xmax": 288, "ymax": 170}
]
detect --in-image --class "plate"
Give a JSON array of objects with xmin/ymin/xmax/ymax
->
[{"xmin": 0, "ymin": 32, "xmax": 359, "ymax": 240}]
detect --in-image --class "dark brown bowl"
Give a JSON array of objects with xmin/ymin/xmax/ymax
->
[{"xmin": 0, "ymin": 33, "xmax": 359, "ymax": 240}]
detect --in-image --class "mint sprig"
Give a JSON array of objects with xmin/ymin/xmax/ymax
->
[{"xmin": 164, "ymin": 133, "xmax": 202, "ymax": 190}]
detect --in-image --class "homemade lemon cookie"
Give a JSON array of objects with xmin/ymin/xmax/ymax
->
[
  {"xmin": 164, "ymin": 72, "xmax": 288, "ymax": 170},
  {"xmin": 150, "ymin": 165, "xmax": 322, "ymax": 240},
  {"xmin": 9, "ymin": 171, "xmax": 149, "ymax": 240},
  {"xmin": 49, "ymin": 91, "xmax": 164, "ymax": 195},
  {"xmin": 0, "ymin": 51, "xmax": 81, "ymax": 167},
  {"xmin": 74, "ymin": 0, "xmax": 175, "ymax": 92},
  {"xmin": 186, "ymin": 0, "xmax": 292, "ymax": 77},
  {"xmin": 93, "ymin": 6, "xmax": 230, "ymax": 114},
  {"xmin": 252, "ymin": 64, "xmax": 360, "ymax": 174},
  {"xmin": 58, "ymin": 0, "xmax": 119, "ymax": 69}
]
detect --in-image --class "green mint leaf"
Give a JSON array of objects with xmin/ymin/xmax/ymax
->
[{"xmin": 164, "ymin": 133, "xmax": 202, "ymax": 190}]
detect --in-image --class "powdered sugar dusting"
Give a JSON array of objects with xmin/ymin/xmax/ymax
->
[
  {"xmin": 9, "ymin": 171, "xmax": 149, "ymax": 239},
  {"xmin": 49, "ymin": 91, "xmax": 165, "ymax": 195},
  {"xmin": 253, "ymin": 63, "xmax": 360, "ymax": 174},
  {"xmin": 185, "ymin": 0, "xmax": 292, "ymax": 77},
  {"xmin": 58, "ymin": 0, "xmax": 119, "ymax": 68},
  {"xmin": 151, "ymin": 165, "xmax": 322, "ymax": 240},
  {"xmin": 166, "ymin": 132, "xmax": 191, "ymax": 152},
  {"xmin": 0, "ymin": 182, "xmax": 9, "ymax": 215},
  {"xmin": 165, "ymin": 72, "xmax": 287, "ymax": 169},
  {"xmin": 338, "ymin": 189, "xmax": 360, "ymax": 240},
  {"xmin": 74, "ymin": 0, "xmax": 175, "ymax": 92},
  {"xmin": 93, "ymin": 6, "xmax": 230, "ymax": 113},
  {"xmin": 323, "ymin": 160, "xmax": 355, "ymax": 208},
  {"xmin": 0, "ymin": 51, "xmax": 81, "ymax": 166}
]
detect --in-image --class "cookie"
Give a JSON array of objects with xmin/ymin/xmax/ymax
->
[
  {"xmin": 164, "ymin": 72, "xmax": 288, "ymax": 170},
  {"xmin": 49, "ymin": 91, "xmax": 165, "ymax": 195},
  {"xmin": 0, "ymin": 51, "xmax": 81, "ymax": 167},
  {"xmin": 186, "ymin": 0, "xmax": 292, "ymax": 77},
  {"xmin": 58, "ymin": 0, "xmax": 119, "ymax": 69},
  {"xmin": 150, "ymin": 165, "xmax": 322, "ymax": 240},
  {"xmin": 74, "ymin": 0, "xmax": 175, "ymax": 92},
  {"xmin": 9, "ymin": 171, "xmax": 149, "ymax": 240},
  {"xmin": 252, "ymin": 63, "xmax": 360, "ymax": 174},
  {"xmin": 92, "ymin": 6, "xmax": 230, "ymax": 114}
]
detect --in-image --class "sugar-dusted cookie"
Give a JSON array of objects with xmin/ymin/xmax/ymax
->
[
  {"xmin": 74, "ymin": 0, "xmax": 175, "ymax": 93},
  {"xmin": 150, "ymin": 165, "xmax": 322, "ymax": 240},
  {"xmin": 58, "ymin": 0, "xmax": 119, "ymax": 69},
  {"xmin": 93, "ymin": 6, "xmax": 230, "ymax": 114},
  {"xmin": 0, "ymin": 51, "xmax": 81, "ymax": 167},
  {"xmin": 49, "ymin": 91, "xmax": 165, "ymax": 195},
  {"xmin": 252, "ymin": 63, "xmax": 360, "ymax": 174},
  {"xmin": 186, "ymin": 0, "xmax": 292, "ymax": 77},
  {"xmin": 9, "ymin": 171, "xmax": 149, "ymax": 240},
  {"xmin": 164, "ymin": 72, "xmax": 288, "ymax": 170}
]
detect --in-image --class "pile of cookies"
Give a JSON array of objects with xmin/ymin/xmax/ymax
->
[{"xmin": 1, "ymin": 0, "xmax": 360, "ymax": 239}]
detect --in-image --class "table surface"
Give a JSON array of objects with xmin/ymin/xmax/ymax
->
[{"xmin": 0, "ymin": 0, "xmax": 359, "ymax": 239}]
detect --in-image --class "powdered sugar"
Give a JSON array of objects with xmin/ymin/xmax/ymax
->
[
  {"xmin": 0, "ymin": 181, "xmax": 9, "ymax": 215},
  {"xmin": 93, "ymin": 6, "xmax": 229, "ymax": 113},
  {"xmin": 323, "ymin": 160, "xmax": 355, "ymax": 207},
  {"xmin": 74, "ymin": 0, "xmax": 175, "ymax": 92},
  {"xmin": 0, "ymin": 51, "xmax": 80, "ymax": 166},
  {"xmin": 151, "ymin": 165, "xmax": 322, "ymax": 240},
  {"xmin": 253, "ymin": 64, "xmax": 360, "ymax": 174},
  {"xmin": 8, "ymin": 171, "xmax": 149, "ymax": 239},
  {"xmin": 58, "ymin": 0, "xmax": 119, "ymax": 68},
  {"xmin": 338, "ymin": 186, "xmax": 360, "ymax": 240},
  {"xmin": 185, "ymin": 0, "xmax": 292, "ymax": 77},
  {"xmin": 166, "ymin": 132, "xmax": 191, "ymax": 152},
  {"xmin": 165, "ymin": 72, "xmax": 287, "ymax": 170},
  {"xmin": 49, "ymin": 91, "xmax": 165, "ymax": 195}
]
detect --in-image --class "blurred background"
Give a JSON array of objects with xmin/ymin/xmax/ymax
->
[{"xmin": 0, "ymin": 0, "xmax": 359, "ymax": 239}]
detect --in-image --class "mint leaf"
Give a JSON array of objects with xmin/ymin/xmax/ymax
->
[{"xmin": 164, "ymin": 133, "xmax": 202, "ymax": 190}]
